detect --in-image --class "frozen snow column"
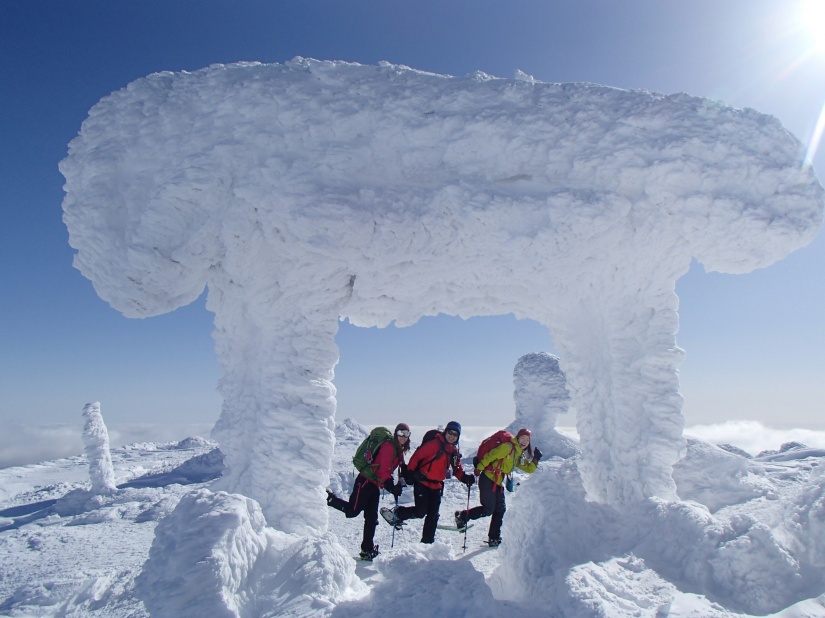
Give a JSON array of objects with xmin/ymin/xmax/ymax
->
[
  {"xmin": 508, "ymin": 353, "xmax": 579, "ymax": 459},
  {"xmin": 206, "ymin": 254, "xmax": 346, "ymax": 533},
  {"xmin": 61, "ymin": 59, "xmax": 824, "ymax": 527},
  {"xmin": 81, "ymin": 401, "xmax": 117, "ymax": 494}
]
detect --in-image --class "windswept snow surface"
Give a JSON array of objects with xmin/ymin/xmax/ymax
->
[
  {"xmin": 2, "ymin": 425, "xmax": 825, "ymax": 616},
  {"xmin": 61, "ymin": 59, "xmax": 824, "ymax": 532}
]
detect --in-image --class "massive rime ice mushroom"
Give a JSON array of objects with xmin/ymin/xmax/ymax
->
[{"xmin": 61, "ymin": 59, "xmax": 824, "ymax": 532}]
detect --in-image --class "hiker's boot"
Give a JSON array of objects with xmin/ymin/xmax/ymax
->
[
  {"xmin": 325, "ymin": 489, "xmax": 335, "ymax": 506},
  {"xmin": 359, "ymin": 545, "xmax": 380, "ymax": 561},
  {"xmin": 454, "ymin": 510, "xmax": 467, "ymax": 530},
  {"xmin": 487, "ymin": 537, "xmax": 502, "ymax": 547}
]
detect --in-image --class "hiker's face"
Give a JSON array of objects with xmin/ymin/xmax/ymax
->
[
  {"xmin": 518, "ymin": 435, "xmax": 530, "ymax": 448},
  {"xmin": 445, "ymin": 430, "xmax": 459, "ymax": 443}
]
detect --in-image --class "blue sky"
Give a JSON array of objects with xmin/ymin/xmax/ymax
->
[{"xmin": 1, "ymin": 0, "xmax": 824, "ymax": 437}]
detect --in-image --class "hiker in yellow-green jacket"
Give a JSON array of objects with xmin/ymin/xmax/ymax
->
[{"xmin": 454, "ymin": 428, "xmax": 542, "ymax": 546}]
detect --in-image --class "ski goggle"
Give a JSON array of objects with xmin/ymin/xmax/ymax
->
[
  {"xmin": 445, "ymin": 430, "xmax": 459, "ymax": 437},
  {"xmin": 396, "ymin": 430, "xmax": 411, "ymax": 437}
]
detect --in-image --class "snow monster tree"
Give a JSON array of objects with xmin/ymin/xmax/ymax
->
[{"xmin": 61, "ymin": 59, "xmax": 824, "ymax": 534}]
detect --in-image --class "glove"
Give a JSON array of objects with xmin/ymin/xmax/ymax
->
[
  {"xmin": 384, "ymin": 479, "xmax": 403, "ymax": 498},
  {"xmin": 461, "ymin": 473, "xmax": 475, "ymax": 487},
  {"xmin": 533, "ymin": 447, "xmax": 543, "ymax": 463},
  {"xmin": 404, "ymin": 469, "xmax": 417, "ymax": 485},
  {"xmin": 474, "ymin": 466, "xmax": 482, "ymax": 476}
]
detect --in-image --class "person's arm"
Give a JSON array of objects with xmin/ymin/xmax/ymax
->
[
  {"xmin": 516, "ymin": 446, "xmax": 541, "ymax": 473},
  {"xmin": 476, "ymin": 441, "xmax": 514, "ymax": 472},
  {"xmin": 455, "ymin": 460, "xmax": 475, "ymax": 485}
]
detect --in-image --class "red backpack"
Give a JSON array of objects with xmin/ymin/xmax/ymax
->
[{"xmin": 473, "ymin": 430, "xmax": 514, "ymax": 469}]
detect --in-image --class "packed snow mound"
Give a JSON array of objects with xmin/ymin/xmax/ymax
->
[
  {"xmin": 173, "ymin": 436, "xmax": 216, "ymax": 450},
  {"xmin": 60, "ymin": 58, "xmax": 825, "ymax": 528},
  {"xmin": 755, "ymin": 441, "xmax": 825, "ymax": 461},
  {"xmin": 334, "ymin": 418, "xmax": 369, "ymax": 444},
  {"xmin": 135, "ymin": 488, "xmax": 364, "ymax": 617},
  {"xmin": 492, "ymin": 449, "xmax": 825, "ymax": 616},
  {"xmin": 120, "ymin": 447, "xmax": 224, "ymax": 489},
  {"xmin": 333, "ymin": 543, "xmax": 524, "ymax": 616},
  {"xmin": 673, "ymin": 437, "xmax": 773, "ymax": 512}
]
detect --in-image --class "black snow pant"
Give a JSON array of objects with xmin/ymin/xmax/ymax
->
[
  {"xmin": 395, "ymin": 481, "xmax": 442, "ymax": 543},
  {"xmin": 460, "ymin": 473, "xmax": 506, "ymax": 541},
  {"xmin": 328, "ymin": 475, "xmax": 380, "ymax": 553}
]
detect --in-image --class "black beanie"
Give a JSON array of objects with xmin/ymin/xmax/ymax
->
[{"xmin": 444, "ymin": 421, "xmax": 461, "ymax": 436}]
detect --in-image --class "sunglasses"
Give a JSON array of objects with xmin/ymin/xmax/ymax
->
[
  {"xmin": 445, "ymin": 430, "xmax": 459, "ymax": 437},
  {"xmin": 396, "ymin": 430, "xmax": 411, "ymax": 438}
]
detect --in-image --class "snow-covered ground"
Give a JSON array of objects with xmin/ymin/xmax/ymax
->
[{"xmin": 2, "ymin": 422, "xmax": 824, "ymax": 617}]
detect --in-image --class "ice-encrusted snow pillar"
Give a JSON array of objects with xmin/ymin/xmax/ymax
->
[
  {"xmin": 82, "ymin": 401, "xmax": 117, "ymax": 494},
  {"xmin": 61, "ymin": 59, "xmax": 824, "ymax": 532}
]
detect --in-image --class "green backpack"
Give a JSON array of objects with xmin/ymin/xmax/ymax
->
[{"xmin": 353, "ymin": 426, "xmax": 393, "ymax": 483}]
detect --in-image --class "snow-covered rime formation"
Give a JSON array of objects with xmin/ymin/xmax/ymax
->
[
  {"xmin": 60, "ymin": 59, "xmax": 825, "ymax": 529},
  {"xmin": 135, "ymin": 488, "xmax": 363, "ymax": 617},
  {"xmin": 81, "ymin": 401, "xmax": 117, "ymax": 494},
  {"xmin": 507, "ymin": 352, "xmax": 579, "ymax": 458}
]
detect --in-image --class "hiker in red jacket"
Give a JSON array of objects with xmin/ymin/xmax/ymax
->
[
  {"xmin": 380, "ymin": 421, "xmax": 474, "ymax": 544},
  {"xmin": 327, "ymin": 423, "xmax": 411, "ymax": 560}
]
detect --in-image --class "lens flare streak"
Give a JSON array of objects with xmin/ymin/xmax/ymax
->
[{"xmin": 804, "ymin": 99, "xmax": 825, "ymax": 169}]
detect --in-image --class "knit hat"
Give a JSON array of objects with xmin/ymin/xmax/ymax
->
[
  {"xmin": 444, "ymin": 421, "xmax": 462, "ymax": 436},
  {"xmin": 516, "ymin": 428, "xmax": 532, "ymax": 440},
  {"xmin": 395, "ymin": 423, "xmax": 411, "ymax": 434}
]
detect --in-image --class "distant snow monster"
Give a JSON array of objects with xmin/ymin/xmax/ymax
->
[
  {"xmin": 60, "ymin": 58, "xmax": 824, "ymax": 534},
  {"xmin": 507, "ymin": 352, "xmax": 579, "ymax": 459},
  {"xmin": 81, "ymin": 401, "xmax": 117, "ymax": 495}
]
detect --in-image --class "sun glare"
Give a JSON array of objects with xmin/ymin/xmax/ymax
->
[{"xmin": 799, "ymin": 0, "xmax": 825, "ymax": 57}]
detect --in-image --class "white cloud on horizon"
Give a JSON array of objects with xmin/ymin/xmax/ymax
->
[
  {"xmin": 2, "ymin": 419, "xmax": 822, "ymax": 469},
  {"xmin": 0, "ymin": 423, "xmax": 214, "ymax": 469},
  {"xmin": 685, "ymin": 420, "xmax": 825, "ymax": 456}
]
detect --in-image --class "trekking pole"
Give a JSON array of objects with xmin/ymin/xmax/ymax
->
[
  {"xmin": 463, "ymin": 483, "xmax": 471, "ymax": 552},
  {"xmin": 391, "ymin": 494, "xmax": 399, "ymax": 548}
]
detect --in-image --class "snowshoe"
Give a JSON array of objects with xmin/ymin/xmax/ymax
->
[
  {"xmin": 486, "ymin": 537, "xmax": 502, "ymax": 547},
  {"xmin": 380, "ymin": 506, "xmax": 404, "ymax": 530}
]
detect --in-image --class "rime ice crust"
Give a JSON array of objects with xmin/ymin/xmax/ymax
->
[{"xmin": 61, "ymin": 59, "xmax": 824, "ymax": 529}]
